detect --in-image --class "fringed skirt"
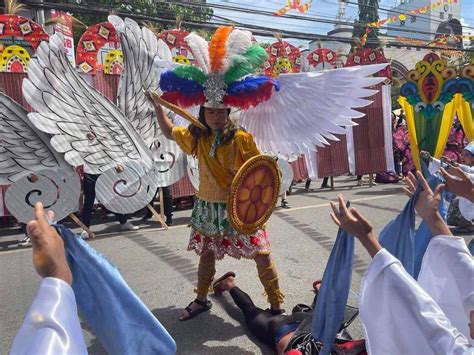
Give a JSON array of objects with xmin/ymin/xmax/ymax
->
[{"xmin": 187, "ymin": 197, "xmax": 271, "ymax": 260}]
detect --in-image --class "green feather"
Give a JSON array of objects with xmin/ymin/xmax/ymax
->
[
  {"xmin": 174, "ymin": 65, "xmax": 208, "ymax": 85},
  {"xmin": 224, "ymin": 44, "xmax": 268, "ymax": 85}
]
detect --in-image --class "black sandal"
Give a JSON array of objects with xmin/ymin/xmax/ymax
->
[{"xmin": 180, "ymin": 299, "xmax": 212, "ymax": 321}]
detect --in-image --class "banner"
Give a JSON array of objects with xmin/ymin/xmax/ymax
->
[
  {"xmin": 50, "ymin": 10, "xmax": 75, "ymax": 67},
  {"xmin": 274, "ymin": 0, "xmax": 312, "ymax": 16},
  {"xmin": 368, "ymin": 0, "xmax": 458, "ymax": 28}
]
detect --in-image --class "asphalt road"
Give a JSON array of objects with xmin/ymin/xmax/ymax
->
[{"xmin": 1, "ymin": 176, "xmax": 472, "ymax": 355}]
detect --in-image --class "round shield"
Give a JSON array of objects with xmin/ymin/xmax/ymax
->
[{"xmin": 228, "ymin": 155, "xmax": 281, "ymax": 235}]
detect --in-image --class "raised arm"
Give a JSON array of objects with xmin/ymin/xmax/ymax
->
[
  {"xmin": 330, "ymin": 194, "xmax": 382, "ymax": 258},
  {"xmin": 146, "ymin": 91, "xmax": 175, "ymax": 140}
]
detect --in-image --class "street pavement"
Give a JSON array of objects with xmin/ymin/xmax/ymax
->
[{"xmin": 1, "ymin": 176, "xmax": 472, "ymax": 355}]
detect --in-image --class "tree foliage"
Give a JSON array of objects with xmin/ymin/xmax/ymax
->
[
  {"xmin": 352, "ymin": 0, "xmax": 380, "ymax": 49},
  {"xmin": 61, "ymin": 0, "xmax": 214, "ymax": 43}
]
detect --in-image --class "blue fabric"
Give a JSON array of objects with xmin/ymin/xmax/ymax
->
[
  {"xmin": 311, "ymin": 227, "xmax": 354, "ymax": 355},
  {"xmin": 380, "ymin": 161, "xmax": 447, "ymax": 278},
  {"xmin": 55, "ymin": 225, "xmax": 176, "ymax": 355},
  {"xmin": 379, "ymin": 193, "xmax": 417, "ymax": 276}
]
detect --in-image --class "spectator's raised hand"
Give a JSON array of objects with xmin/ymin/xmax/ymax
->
[
  {"xmin": 330, "ymin": 194, "xmax": 373, "ymax": 239},
  {"xmin": 330, "ymin": 194, "xmax": 381, "ymax": 257},
  {"xmin": 27, "ymin": 202, "xmax": 72, "ymax": 285},
  {"xmin": 403, "ymin": 171, "xmax": 451, "ymax": 236},
  {"xmin": 439, "ymin": 166, "xmax": 474, "ymax": 202}
]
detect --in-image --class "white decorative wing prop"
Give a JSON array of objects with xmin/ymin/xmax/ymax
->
[
  {"xmin": 111, "ymin": 16, "xmax": 187, "ymax": 188},
  {"xmin": 0, "ymin": 92, "xmax": 80, "ymax": 222},
  {"xmin": 23, "ymin": 33, "xmax": 154, "ymax": 174},
  {"xmin": 240, "ymin": 64, "xmax": 388, "ymax": 155},
  {"xmin": 0, "ymin": 92, "xmax": 69, "ymax": 183}
]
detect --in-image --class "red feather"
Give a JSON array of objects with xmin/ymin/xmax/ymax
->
[
  {"xmin": 162, "ymin": 91, "xmax": 206, "ymax": 108},
  {"xmin": 223, "ymin": 82, "xmax": 274, "ymax": 109}
]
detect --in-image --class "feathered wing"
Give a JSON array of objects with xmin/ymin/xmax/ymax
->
[
  {"xmin": 240, "ymin": 64, "xmax": 388, "ymax": 155},
  {"xmin": 112, "ymin": 16, "xmax": 165, "ymax": 148},
  {"xmin": 0, "ymin": 92, "xmax": 71, "ymax": 184},
  {"xmin": 23, "ymin": 33, "xmax": 153, "ymax": 174}
]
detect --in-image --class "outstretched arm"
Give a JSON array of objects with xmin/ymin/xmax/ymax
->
[
  {"xmin": 11, "ymin": 203, "xmax": 87, "ymax": 355},
  {"xmin": 145, "ymin": 91, "xmax": 175, "ymax": 140}
]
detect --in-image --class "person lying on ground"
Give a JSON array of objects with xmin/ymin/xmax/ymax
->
[{"xmin": 212, "ymin": 272, "xmax": 363, "ymax": 355}]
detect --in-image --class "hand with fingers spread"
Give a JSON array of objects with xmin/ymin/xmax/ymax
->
[
  {"xmin": 403, "ymin": 171, "xmax": 451, "ymax": 237},
  {"xmin": 330, "ymin": 194, "xmax": 381, "ymax": 258},
  {"xmin": 27, "ymin": 202, "xmax": 72, "ymax": 285},
  {"xmin": 439, "ymin": 166, "xmax": 474, "ymax": 202}
]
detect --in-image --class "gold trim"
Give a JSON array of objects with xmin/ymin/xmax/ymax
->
[
  {"xmin": 149, "ymin": 91, "xmax": 207, "ymax": 131},
  {"xmin": 228, "ymin": 155, "xmax": 281, "ymax": 235}
]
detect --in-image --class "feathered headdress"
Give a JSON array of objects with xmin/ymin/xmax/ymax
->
[{"xmin": 160, "ymin": 26, "xmax": 280, "ymax": 109}]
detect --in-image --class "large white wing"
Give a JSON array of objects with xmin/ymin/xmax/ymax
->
[
  {"xmin": 111, "ymin": 16, "xmax": 173, "ymax": 148},
  {"xmin": 23, "ymin": 33, "xmax": 153, "ymax": 174},
  {"xmin": 0, "ymin": 92, "xmax": 70, "ymax": 184},
  {"xmin": 240, "ymin": 64, "xmax": 388, "ymax": 155}
]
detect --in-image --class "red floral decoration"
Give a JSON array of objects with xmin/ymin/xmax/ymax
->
[
  {"xmin": 159, "ymin": 29, "xmax": 196, "ymax": 65},
  {"xmin": 307, "ymin": 48, "xmax": 337, "ymax": 69},
  {"xmin": 263, "ymin": 40, "xmax": 301, "ymax": 77},
  {"xmin": 345, "ymin": 48, "xmax": 392, "ymax": 83},
  {"xmin": 76, "ymin": 22, "xmax": 121, "ymax": 75}
]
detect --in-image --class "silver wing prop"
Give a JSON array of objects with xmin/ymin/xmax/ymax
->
[
  {"xmin": 111, "ymin": 16, "xmax": 186, "ymax": 188},
  {"xmin": 240, "ymin": 64, "xmax": 388, "ymax": 156},
  {"xmin": 0, "ymin": 92, "xmax": 70, "ymax": 183},
  {"xmin": 0, "ymin": 92, "xmax": 80, "ymax": 222},
  {"xmin": 23, "ymin": 33, "xmax": 154, "ymax": 174},
  {"xmin": 6, "ymin": 168, "xmax": 81, "ymax": 224}
]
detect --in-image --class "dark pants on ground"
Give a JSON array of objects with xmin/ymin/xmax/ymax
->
[
  {"xmin": 229, "ymin": 286, "xmax": 307, "ymax": 347},
  {"xmin": 143, "ymin": 186, "xmax": 173, "ymax": 220},
  {"xmin": 82, "ymin": 173, "xmax": 127, "ymax": 228}
]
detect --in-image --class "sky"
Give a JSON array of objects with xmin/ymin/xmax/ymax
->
[{"xmin": 208, "ymin": 0, "xmax": 474, "ymax": 48}]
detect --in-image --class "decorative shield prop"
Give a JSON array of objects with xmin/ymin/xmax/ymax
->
[{"xmin": 228, "ymin": 155, "xmax": 281, "ymax": 235}]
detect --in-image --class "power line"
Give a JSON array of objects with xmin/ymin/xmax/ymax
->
[
  {"xmin": 161, "ymin": 0, "xmax": 474, "ymax": 39},
  {"xmin": 19, "ymin": 0, "xmax": 474, "ymax": 52}
]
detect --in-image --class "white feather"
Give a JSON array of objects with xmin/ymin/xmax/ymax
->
[
  {"xmin": 185, "ymin": 32, "xmax": 210, "ymax": 74},
  {"xmin": 157, "ymin": 39, "xmax": 173, "ymax": 62},
  {"xmin": 222, "ymin": 29, "xmax": 253, "ymax": 72},
  {"xmin": 240, "ymin": 64, "xmax": 388, "ymax": 156}
]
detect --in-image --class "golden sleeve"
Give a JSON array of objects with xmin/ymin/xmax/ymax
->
[
  {"xmin": 236, "ymin": 131, "xmax": 261, "ymax": 162},
  {"xmin": 171, "ymin": 126, "xmax": 195, "ymax": 156}
]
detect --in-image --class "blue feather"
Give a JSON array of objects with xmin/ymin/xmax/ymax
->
[
  {"xmin": 160, "ymin": 71, "xmax": 203, "ymax": 94},
  {"xmin": 226, "ymin": 75, "xmax": 280, "ymax": 95}
]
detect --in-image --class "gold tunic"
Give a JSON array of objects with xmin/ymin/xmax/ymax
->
[{"xmin": 172, "ymin": 126, "xmax": 261, "ymax": 203}]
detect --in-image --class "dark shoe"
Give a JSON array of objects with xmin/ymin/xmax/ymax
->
[
  {"xmin": 179, "ymin": 299, "xmax": 212, "ymax": 321},
  {"xmin": 281, "ymin": 199, "xmax": 291, "ymax": 209},
  {"xmin": 166, "ymin": 217, "xmax": 173, "ymax": 225},
  {"xmin": 305, "ymin": 179, "xmax": 311, "ymax": 191},
  {"xmin": 320, "ymin": 184, "xmax": 330, "ymax": 189}
]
